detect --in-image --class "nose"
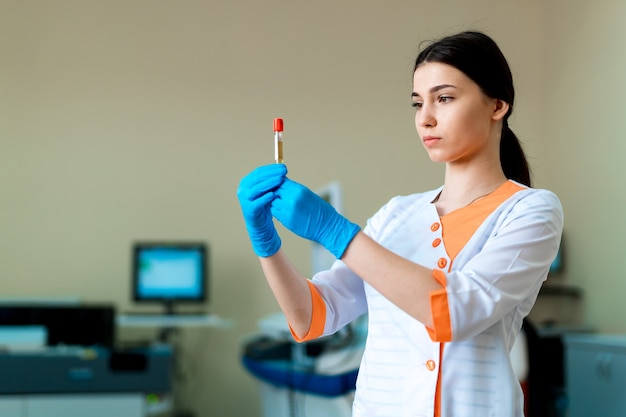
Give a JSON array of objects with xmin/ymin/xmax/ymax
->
[{"xmin": 416, "ymin": 105, "xmax": 436, "ymax": 128}]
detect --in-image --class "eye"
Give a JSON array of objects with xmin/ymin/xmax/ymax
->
[
  {"xmin": 411, "ymin": 101, "xmax": 423, "ymax": 109},
  {"xmin": 438, "ymin": 95, "xmax": 453, "ymax": 103}
]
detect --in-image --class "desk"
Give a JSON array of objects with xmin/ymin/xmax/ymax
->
[
  {"xmin": 117, "ymin": 314, "xmax": 233, "ymax": 329},
  {"xmin": 117, "ymin": 314, "xmax": 233, "ymax": 343}
]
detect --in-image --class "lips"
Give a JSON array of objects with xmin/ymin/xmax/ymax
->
[{"xmin": 422, "ymin": 136, "xmax": 441, "ymax": 147}]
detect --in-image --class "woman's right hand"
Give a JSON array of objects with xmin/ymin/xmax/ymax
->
[{"xmin": 236, "ymin": 164, "xmax": 287, "ymax": 257}]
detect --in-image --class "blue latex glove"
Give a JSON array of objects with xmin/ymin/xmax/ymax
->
[
  {"xmin": 272, "ymin": 178, "xmax": 361, "ymax": 259},
  {"xmin": 237, "ymin": 164, "xmax": 287, "ymax": 257}
]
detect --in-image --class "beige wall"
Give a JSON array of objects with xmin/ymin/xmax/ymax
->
[
  {"xmin": 1, "ymin": 0, "xmax": 623, "ymax": 415},
  {"xmin": 543, "ymin": 0, "xmax": 626, "ymax": 331}
]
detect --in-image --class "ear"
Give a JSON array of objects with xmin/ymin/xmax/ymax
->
[{"xmin": 491, "ymin": 99, "xmax": 510, "ymax": 121}]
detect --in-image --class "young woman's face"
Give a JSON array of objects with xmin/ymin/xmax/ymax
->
[{"xmin": 411, "ymin": 62, "xmax": 506, "ymax": 165}]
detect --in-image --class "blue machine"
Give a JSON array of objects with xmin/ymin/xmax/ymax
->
[
  {"xmin": 0, "ymin": 344, "xmax": 173, "ymax": 395},
  {"xmin": 242, "ymin": 313, "xmax": 366, "ymax": 417}
]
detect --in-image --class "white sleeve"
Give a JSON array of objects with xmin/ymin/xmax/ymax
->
[
  {"xmin": 311, "ymin": 260, "xmax": 368, "ymax": 336},
  {"xmin": 442, "ymin": 189, "xmax": 564, "ymax": 341}
]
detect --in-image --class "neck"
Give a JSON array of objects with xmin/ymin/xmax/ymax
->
[{"xmin": 435, "ymin": 161, "xmax": 507, "ymax": 216}]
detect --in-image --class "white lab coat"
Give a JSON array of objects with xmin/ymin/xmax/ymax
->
[{"xmin": 302, "ymin": 180, "xmax": 563, "ymax": 417}]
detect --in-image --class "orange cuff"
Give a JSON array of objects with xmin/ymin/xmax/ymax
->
[
  {"xmin": 427, "ymin": 269, "xmax": 453, "ymax": 342},
  {"xmin": 289, "ymin": 280, "xmax": 327, "ymax": 343}
]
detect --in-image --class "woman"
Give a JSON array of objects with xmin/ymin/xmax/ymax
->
[{"xmin": 237, "ymin": 30, "xmax": 563, "ymax": 417}]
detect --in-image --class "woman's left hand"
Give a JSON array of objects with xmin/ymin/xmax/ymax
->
[{"xmin": 271, "ymin": 178, "xmax": 360, "ymax": 259}]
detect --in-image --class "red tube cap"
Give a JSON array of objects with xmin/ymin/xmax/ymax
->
[{"xmin": 273, "ymin": 118, "xmax": 284, "ymax": 132}]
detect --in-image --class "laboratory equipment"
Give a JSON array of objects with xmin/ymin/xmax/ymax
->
[
  {"xmin": 242, "ymin": 312, "xmax": 366, "ymax": 417},
  {"xmin": 0, "ymin": 344, "xmax": 173, "ymax": 395},
  {"xmin": 0, "ymin": 303, "xmax": 115, "ymax": 348},
  {"xmin": 0, "ymin": 344, "xmax": 173, "ymax": 417},
  {"xmin": 274, "ymin": 118, "xmax": 283, "ymax": 163}
]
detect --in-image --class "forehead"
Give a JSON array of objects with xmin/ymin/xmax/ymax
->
[{"xmin": 412, "ymin": 62, "xmax": 473, "ymax": 93}]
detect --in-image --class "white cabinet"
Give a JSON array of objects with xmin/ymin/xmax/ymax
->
[
  {"xmin": 0, "ymin": 394, "xmax": 144, "ymax": 417},
  {"xmin": 0, "ymin": 397, "xmax": 22, "ymax": 417},
  {"xmin": 564, "ymin": 334, "xmax": 626, "ymax": 417}
]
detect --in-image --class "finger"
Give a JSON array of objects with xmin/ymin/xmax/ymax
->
[
  {"xmin": 250, "ymin": 190, "xmax": 275, "ymax": 209},
  {"xmin": 274, "ymin": 178, "xmax": 301, "ymax": 199},
  {"xmin": 243, "ymin": 191, "xmax": 275, "ymax": 224},
  {"xmin": 238, "ymin": 180, "xmax": 281, "ymax": 204},
  {"xmin": 239, "ymin": 165, "xmax": 288, "ymax": 199},
  {"xmin": 271, "ymin": 179, "xmax": 302, "ymax": 218},
  {"xmin": 248, "ymin": 163, "xmax": 287, "ymax": 182}
]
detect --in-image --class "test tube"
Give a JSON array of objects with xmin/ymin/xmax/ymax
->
[{"xmin": 274, "ymin": 118, "xmax": 284, "ymax": 163}]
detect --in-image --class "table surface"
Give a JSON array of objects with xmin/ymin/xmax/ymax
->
[{"xmin": 117, "ymin": 313, "xmax": 234, "ymax": 328}]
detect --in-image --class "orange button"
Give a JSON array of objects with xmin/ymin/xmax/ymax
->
[
  {"xmin": 437, "ymin": 258, "xmax": 447, "ymax": 269},
  {"xmin": 426, "ymin": 360, "xmax": 436, "ymax": 371},
  {"xmin": 432, "ymin": 238, "xmax": 441, "ymax": 248},
  {"xmin": 430, "ymin": 222, "xmax": 440, "ymax": 232}
]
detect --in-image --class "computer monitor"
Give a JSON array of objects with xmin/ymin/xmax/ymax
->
[
  {"xmin": 549, "ymin": 242, "xmax": 563, "ymax": 274},
  {"xmin": 132, "ymin": 242, "xmax": 208, "ymax": 314}
]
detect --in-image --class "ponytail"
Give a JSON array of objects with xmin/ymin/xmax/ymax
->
[{"xmin": 500, "ymin": 121, "xmax": 531, "ymax": 187}]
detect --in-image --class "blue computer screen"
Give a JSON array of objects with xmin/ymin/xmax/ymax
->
[
  {"xmin": 133, "ymin": 243, "xmax": 207, "ymax": 301},
  {"xmin": 549, "ymin": 244, "xmax": 563, "ymax": 274}
]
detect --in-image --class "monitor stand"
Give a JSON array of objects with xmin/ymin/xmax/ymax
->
[
  {"xmin": 163, "ymin": 300, "xmax": 176, "ymax": 316},
  {"xmin": 157, "ymin": 301, "xmax": 177, "ymax": 342}
]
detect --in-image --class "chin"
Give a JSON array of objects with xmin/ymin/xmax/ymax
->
[{"xmin": 425, "ymin": 150, "xmax": 449, "ymax": 163}]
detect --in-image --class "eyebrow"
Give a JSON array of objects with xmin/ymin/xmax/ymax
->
[{"xmin": 411, "ymin": 84, "xmax": 457, "ymax": 98}]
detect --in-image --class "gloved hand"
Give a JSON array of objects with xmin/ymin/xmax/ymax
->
[
  {"xmin": 272, "ymin": 178, "xmax": 361, "ymax": 259},
  {"xmin": 237, "ymin": 164, "xmax": 287, "ymax": 257}
]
